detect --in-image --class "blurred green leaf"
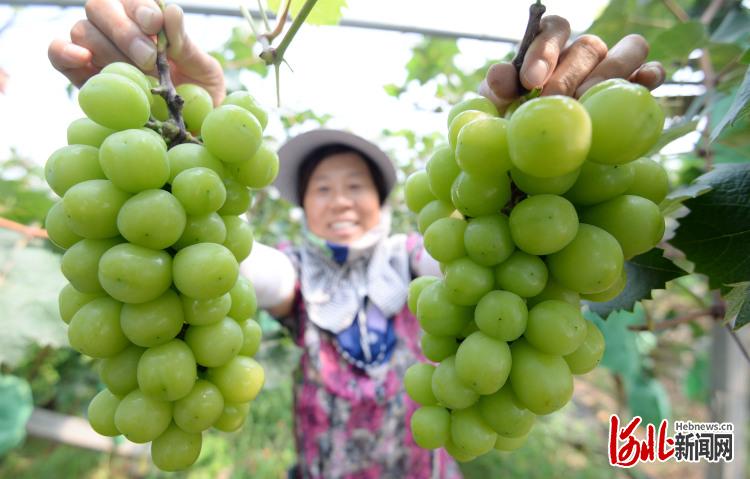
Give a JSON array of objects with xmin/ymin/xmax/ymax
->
[
  {"xmin": 587, "ymin": 307, "xmax": 645, "ymax": 380},
  {"xmin": 649, "ymin": 21, "xmax": 706, "ymax": 65},
  {"xmin": 711, "ymin": 66, "xmax": 750, "ymax": 142},
  {"xmin": 647, "ymin": 119, "xmax": 699, "ymax": 156},
  {"xmin": 268, "ymin": 0, "xmax": 346, "ymax": 26},
  {"xmin": 724, "ymin": 282, "xmax": 750, "ymax": 330},
  {"xmin": 405, "ymin": 38, "xmax": 460, "ymax": 85},
  {"xmin": 670, "ymin": 163, "xmax": 750, "ymax": 289},
  {"xmin": 710, "ymin": 8, "xmax": 750, "ymax": 43},
  {"xmin": 627, "ymin": 375, "xmax": 671, "ymax": 426},
  {"xmin": 0, "ymin": 374, "xmax": 33, "ymax": 456},
  {"xmin": 683, "ymin": 351, "xmax": 710, "ymax": 402}
]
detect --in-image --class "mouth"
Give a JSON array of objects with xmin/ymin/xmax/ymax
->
[{"xmin": 329, "ymin": 221, "xmax": 359, "ymax": 232}]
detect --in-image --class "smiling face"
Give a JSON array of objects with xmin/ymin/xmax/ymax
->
[{"xmin": 302, "ymin": 152, "xmax": 382, "ymax": 245}]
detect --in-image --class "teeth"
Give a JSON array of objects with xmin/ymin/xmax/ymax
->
[{"xmin": 331, "ymin": 222, "xmax": 356, "ymax": 230}]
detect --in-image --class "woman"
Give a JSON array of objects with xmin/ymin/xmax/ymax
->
[{"xmin": 48, "ymin": 2, "xmax": 666, "ymax": 477}]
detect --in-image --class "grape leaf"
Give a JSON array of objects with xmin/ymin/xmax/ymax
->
[
  {"xmin": 648, "ymin": 21, "xmax": 706, "ymax": 64},
  {"xmin": 724, "ymin": 282, "xmax": 750, "ymax": 330},
  {"xmin": 586, "ymin": 248, "xmax": 687, "ymax": 317},
  {"xmin": 627, "ymin": 375, "xmax": 671, "ymax": 425},
  {"xmin": 711, "ymin": 65, "xmax": 750, "ymax": 142},
  {"xmin": 646, "ymin": 119, "xmax": 699, "ymax": 156},
  {"xmin": 0, "ymin": 374, "xmax": 33, "ymax": 455},
  {"xmin": 0, "ymin": 230, "xmax": 67, "ymax": 368},
  {"xmin": 268, "ymin": 0, "xmax": 346, "ymax": 26},
  {"xmin": 586, "ymin": 307, "xmax": 645, "ymax": 379},
  {"xmin": 710, "ymin": 7, "xmax": 750, "ymax": 43},
  {"xmin": 670, "ymin": 163, "xmax": 750, "ymax": 290},
  {"xmin": 660, "ymin": 182, "xmax": 712, "ymax": 216}
]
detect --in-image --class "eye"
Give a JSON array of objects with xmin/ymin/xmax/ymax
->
[{"xmin": 315, "ymin": 185, "xmax": 330, "ymax": 193}]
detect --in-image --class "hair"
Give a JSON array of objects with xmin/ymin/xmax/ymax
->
[{"xmin": 296, "ymin": 144, "xmax": 388, "ymax": 205}]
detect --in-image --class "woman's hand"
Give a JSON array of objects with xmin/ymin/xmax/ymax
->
[
  {"xmin": 480, "ymin": 16, "xmax": 666, "ymax": 112},
  {"xmin": 48, "ymin": 0, "xmax": 225, "ymax": 105}
]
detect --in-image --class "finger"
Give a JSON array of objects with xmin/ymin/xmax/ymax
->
[
  {"xmin": 123, "ymin": 0, "xmax": 164, "ymax": 35},
  {"xmin": 70, "ymin": 19, "xmax": 130, "ymax": 68},
  {"xmin": 575, "ymin": 34, "xmax": 649, "ymax": 97},
  {"xmin": 480, "ymin": 62, "xmax": 521, "ymax": 112},
  {"xmin": 519, "ymin": 15, "xmax": 571, "ymax": 90},
  {"xmin": 629, "ymin": 61, "xmax": 666, "ymax": 91},
  {"xmin": 85, "ymin": 0, "xmax": 157, "ymax": 70},
  {"xmin": 542, "ymin": 34, "xmax": 607, "ymax": 97},
  {"xmin": 48, "ymin": 38, "xmax": 99, "ymax": 87}
]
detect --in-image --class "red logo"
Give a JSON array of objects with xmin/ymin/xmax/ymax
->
[{"xmin": 608, "ymin": 415, "xmax": 675, "ymax": 467}]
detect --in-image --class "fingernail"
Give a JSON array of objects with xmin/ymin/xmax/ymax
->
[
  {"xmin": 524, "ymin": 59, "xmax": 548, "ymax": 88},
  {"xmin": 135, "ymin": 6, "xmax": 159, "ymax": 32},
  {"xmin": 129, "ymin": 37, "xmax": 156, "ymax": 70}
]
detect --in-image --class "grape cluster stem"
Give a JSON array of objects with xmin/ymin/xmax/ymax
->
[{"xmin": 511, "ymin": 1, "xmax": 546, "ymax": 96}]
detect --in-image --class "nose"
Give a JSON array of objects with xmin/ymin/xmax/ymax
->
[{"xmin": 330, "ymin": 188, "xmax": 355, "ymax": 209}]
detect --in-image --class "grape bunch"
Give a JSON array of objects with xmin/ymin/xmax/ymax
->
[
  {"xmin": 44, "ymin": 62, "xmax": 277, "ymax": 471},
  {"xmin": 404, "ymin": 79, "xmax": 668, "ymax": 462}
]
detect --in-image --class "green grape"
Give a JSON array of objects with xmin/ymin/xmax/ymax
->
[
  {"xmin": 172, "ymin": 167, "xmax": 227, "ymax": 215},
  {"xmin": 455, "ymin": 117, "xmax": 512, "ymax": 178},
  {"xmin": 217, "ymin": 177, "xmax": 252, "ymax": 215},
  {"xmin": 202, "ymin": 104, "xmax": 262, "ymax": 164},
  {"xmin": 232, "ymin": 144, "xmax": 279, "ymax": 189},
  {"xmin": 407, "ymin": 276, "xmax": 440, "ymax": 315},
  {"xmin": 173, "ymin": 379, "xmax": 225, "ymax": 433},
  {"xmin": 416, "ymin": 281, "xmax": 473, "ymax": 337},
  {"xmin": 67, "ymin": 118, "xmax": 115, "ymax": 148},
  {"xmin": 45, "ymin": 145, "xmax": 104, "ymax": 197},
  {"xmin": 420, "ymin": 332, "xmax": 459, "ymax": 362},
  {"xmin": 98, "ymin": 243, "xmax": 172, "ymax": 303},
  {"xmin": 101, "ymin": 62, "xmax": 152, "ymax": 102},
  {"xmin": 173, "ymin": 243, "xmax": 239, "ymax": 300},
  {"xmin": 507, "ymin": 96, "xmax": 591, "ymax": 178},
  {"xmin": 451, "ymin": 171, "xmax": 511, "ymax": 218},
  {"xmin": 564, "ymin": 320, "xmax": 606, "ymax": 374},
  {"xmin": 425, "ymin": 146, "xmax": 460, "ymax": 202},
  {"xmin": 147, "ymin": 75, "xmax": 169, "ymax": 121},
  {"xmin": 137, "ymin": 339, "xmax": 197, "ymax": 401},
  {"xmin": 417, "ymin": 200, "xmax": 454, "ymax": 235},
  {"xmin": 45, "ymin": 201, "xmax": 82, "ymax": 249},
  {"xmin": 581, "ymin": 81, "xmax": 665, "ymax": 165},
  {"xmin": 238, "ymin": 319, "xmax": 262, "ymax": 357},
  {"xmin": 120, "ymin": 289, "xmax": 184, "ymax": 347},
  {"xmin": 151, "ymin": 422, "xmax": 202, "ymax": 472},
  {"xmin": 228, "ymin": 276, "xmax": 257, "ymax": 321},
  {"xmin": 78, "ymin": 73, "xmax": 150, "ymax": 130},
  {"xmin": 99, "ymin": 129, "xmax": 169, "ymax": 193},
  {"xmin": 58, "ymin": 282, "xmax": 102, "ymax": 324},
  {"xmin": 458, "ymin": 319, "xmax": 480, "ymax": 339},
  {"xmin": 68, "ymin": 297, "xmax": 128, "ymax": 358},
  {"xmin": 527, "ymin": 279, "xmax": 580, "ymax": 308},
  {"xmin": 448, "ymin": 110, "xmax": 490, "ymax": 149},
  {"xmin": 173, "ymin": 212, "xmax": 228, "ymax": 250},
  {"xmin": 547, "ymin": 224, "xmax": 623, "ymax": 294},
  {"xmin": 578, "ymin": 78, "xmax": 630, "ymax": 103},
  {"xmin": 404, "ymin": 363, "xmax": 438, "ymax": 406},
  {"xmin": 447, "ymin": 96, "xmax": 498, "ymax": 126},
  {"xmin": 222, "ymin": 90, "xmax": 268, "ymax": 130},
  {"xmin": 444, "ymin": 438, "xmax": 477, "ymax": 463},
  {"xmin": 410, "ymin": 406, "xmax": 450, "ymax": 449},
  {"xmin": 430, "ymin": 356, "xmax": 479, "ymax": 410},
  {"xmin": 423, "ymin": 217, "xmax": 467, "ymax": 263},
  {"xmin": 450, "ymin": 406, "xmax": 497, "ymax": 457},
  {"xmin": 213, "ymin": 401, "xmax": 250, "ymax": 432},
  {"xmin": 100, "ymin": 344, "xmax": 145, "ymax": 396},
  {"xmin": 581, "ymin": 269, "xmax": 627, "ymax": 302},
  {"xmin": 524, "ymin": 300, "xmax": 587, "ymax": 356},
  {"xmin": 206, "ymin": 356, "xmax": 264, "ymax": 403},
  {"xmin": 115, "ymin": 389, "xmax": 172, "ymax": 443},
  {"xmin": 87, "ymin": 389, "xmax": 121, "ymax": 437},
  {"xmin": 495, "ymin": 251, "xmax": 548, "ymax": 298},
  {"xmin": 167, "ymin": 143, "xmax": 226, "ymax": 183},
  {"xmin": 509, "ymin": 339, "xmax": 573, "ymax": 415},
  {"xmin": 455, "ymin": 331, "xmax": 511, "ymax": 395},
  {"xmin": 474, "ymin": 290, "xmax": 527, "ymax": 341},
  {"xmin": 182, "ymin": 293, "xmax": 232, "ymax": 326},
  {"xmin": 62, "ymin": 179, "xmax": 130, "ymax": 239},
  {"xmin": 581, "ymin": 195, "xmax": 665, "ymax": 259},
  {"xmin": 140, "ymin": 127, "xmax": 168, "ymax": 149},
  {"xmin": 478, "ymin": 384, "xmax": 535, "ymax": 438},
  {"xmin": 117, "ymin": 189, "xmax": 186, "ymax": 249},
  {"xmin": 443, "ymin": 257, "xmax": 495, "ymax": 306},
  {"xmin": 510, "ymin": 167, "xmax": 580, "ymax": 195},
  {"xmin": 61, "ymin": 237, "xmax": 122, "ymax": 293},
  {"xmin": 176, "ymin": 83, "xmax": 213, "ymax": 134},
  {"xmin": 564, "ymin": 161, "xmax": 635, "ymax": 206},
  {"xmin": 223, "ymin": 216, "xmax": 254, "ymax": 262},
  {"xmin": 509, "ymin": 194, "xmax": 578, "ymax": 255},
  {"xmin": 185, "ymin": 317, "xmax": 243, "ymax": 367},
  {"xmin": 464, "ymin": 214, "xmax": 515, "ymax": 266},
  {"xmin": 404, "ymin": 170, "xmax": 436, "ymax": 213},
  {"xmin": 494, "ymin": 432, "xmax": 529, "ymax": 451},
  {"xmin": 623, "ymin": 158, "xmax": 669, "ymax": 204}
]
